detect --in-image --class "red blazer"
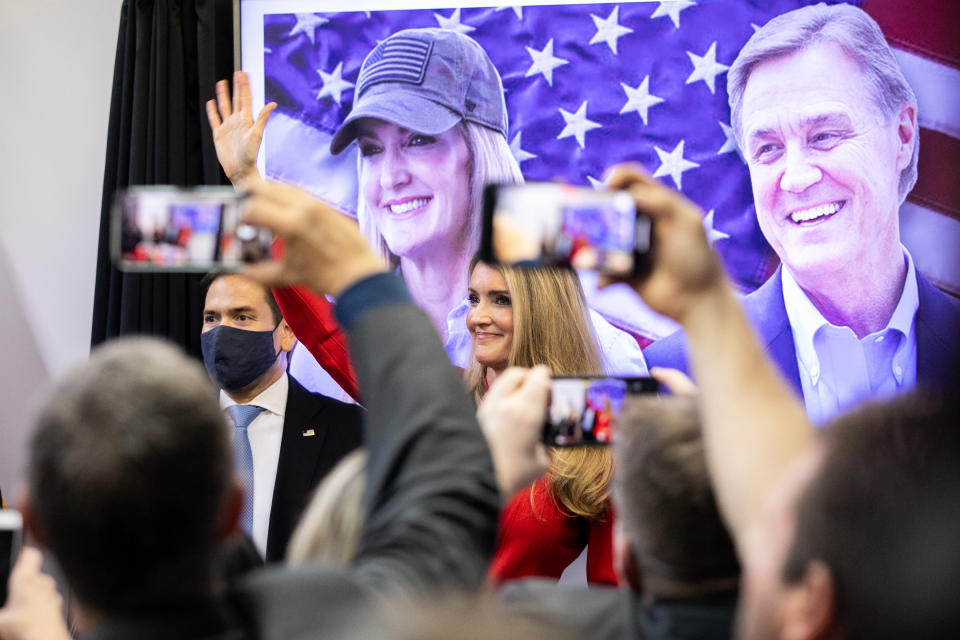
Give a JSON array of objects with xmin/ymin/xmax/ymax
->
[
  {"xmin": 272, "ymin": 286, "xmax": 361, "ymax": 402},
  {"xmin": 489, "ymin": 477, "xmax": 618, "ymax": 587}
]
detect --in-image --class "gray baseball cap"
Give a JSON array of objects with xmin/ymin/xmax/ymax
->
[{"xmin": 330, "ymin": 28, "xmax": 508, "ymax": 154}]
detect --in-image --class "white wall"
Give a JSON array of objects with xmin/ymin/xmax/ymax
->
[{"xmin": 0, "ymin": 1, "xmax": 120, "ymax": 498}]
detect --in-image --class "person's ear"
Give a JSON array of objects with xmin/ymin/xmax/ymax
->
[
  {"xmin": 277, "ymin": 319, "xmax": 297, "ymax": 353},
  {"xmin": 613, "ymin": 526, "xmax": 643, "ymax": 593},
  {"xmin": 219, "ymin": 482, "xmax": 243, "ymax": 543},
  {"xmin": 780, "ymin": 560, "xmax": 836, "ymax": 640},
  {"xmin": 894, "ymin": 103, "xmax": 917, "ymax": 172},
  {"xmin": 18, "ymin": 494, "xmax": 48, "ymax": 549}
]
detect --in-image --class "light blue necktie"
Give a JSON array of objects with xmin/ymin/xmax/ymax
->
[{"xmin": 227, "ymin": 404, "xmax": 264, "ymax": 536}]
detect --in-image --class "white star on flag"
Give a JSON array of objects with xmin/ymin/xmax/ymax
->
[
  {"xmin": 589, "ymin": 6, "xmax": 633, "ymax": 55},
  {"xmin": 717, "ymin": 121, "xmax": 742, "ymax": 157},
  {"xmin": 316, "ymin": 62, "xmax": 354, "ymax": 104},
  {"xmin": 509, "ymin": 132, "xmax": 537, "ymax": 165},
  {"xmin": 524, "ymin": 38, "xmax": 569, "ymax": 87},
  {"xmin": 703, "ymin": 209, "xmax": 730, "ymax": 244},
  {"xmin": 587, "ymin": 175, "xmax": 605, "ymax": 190},
  {"xmin": 557, "ymin": 101, "xmax": 601, "ymax": 149},
  {"xmin": 495, "ymin": 6, "xmax": 523, "ymax": 20},
  {"xmin": 652, "ymin": 140, "xmax": 699, "ymax": 190},
  {"xmin": 620, "ymin": 76, "xmax": 665, "ymax": 126},
  {"xmin": 650, "ymin": 0, "xmax": 697, "ymax": 29},
  {"xmin": 686, "ymin": 42, "xmax": 730, "ymax": 94},
  {"xmin": 434, "ymin": 8, "xmax": 476, "ymax": 34},
  {"xmin": 288, "ymin": 13, "xmax": 328, "ymax": 45}
]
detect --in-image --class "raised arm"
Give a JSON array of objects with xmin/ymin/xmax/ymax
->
[
  {"xmin": 604, "ymin": 165, "xmax": 814, "ymax": 558},
  {"xmin": 242, "ymin": 181, "xmax": 500, "ymax": 595},
  {"xmin": 205, "ymin": 70, "xmax": 277, "ymax": 189}
]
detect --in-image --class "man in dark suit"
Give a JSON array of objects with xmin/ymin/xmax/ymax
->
[
  {"xmin": 201, "ymin": 273, "xmax": 363, "ymax": 562},
  {"xmin": 644, "ymin": 4, "xmax": 960, "ymax": 422}
]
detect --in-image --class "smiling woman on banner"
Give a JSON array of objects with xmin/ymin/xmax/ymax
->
[{"xmin": 207, "ymin": 28, "xmax": 647, "ymax": 400}]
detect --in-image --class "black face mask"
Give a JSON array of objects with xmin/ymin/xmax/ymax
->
[{"xmin": 200, "ymin": 324, "xmax": 279, "ymax": 391}]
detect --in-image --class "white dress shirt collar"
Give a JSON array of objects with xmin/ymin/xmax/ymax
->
[
  {"xmin": 781, "ymin": 247, "xmax": 919, "ymax": 423},
  {"xmin": 219, "ymin": 372, "xmax": 289, "ymax": 417}
]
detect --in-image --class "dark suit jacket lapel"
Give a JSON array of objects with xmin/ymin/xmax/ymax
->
[
  {"xmin": 744, "ymin": 267, "xmax": 803, "ymax": 395},
  {"xmin": 266, "ymin": 375, "xmax": 330, "ymax": 562},
  {"xmin": 915, "ymin": 274, "xmax": 960, "ymax": 390}
]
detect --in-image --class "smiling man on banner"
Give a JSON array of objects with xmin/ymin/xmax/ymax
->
[{"xmin": 644, "ymin": 3, "xmax": 960, "ymax": 423}]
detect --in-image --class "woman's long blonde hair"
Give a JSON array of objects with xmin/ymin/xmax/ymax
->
[{"xmin": 466, "ymin": 259, "xmax": 612, "ymax": 520}]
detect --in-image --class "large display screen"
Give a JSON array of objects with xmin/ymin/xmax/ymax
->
[{"xmin": 238, "ymin": 0, "xmax": 960, "ymax": 415}]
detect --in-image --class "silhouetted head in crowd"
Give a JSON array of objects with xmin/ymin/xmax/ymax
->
[
  {"xmin": 738, "ymin": 392, "xmax": 960, "ymax": 640},
  {"xmin": 24, "ymin": 338, "xmax": 241, "ymax": 619},
  {"xmin": 612, "ymin": 396, "xmax": 740, "ymax": 597}
]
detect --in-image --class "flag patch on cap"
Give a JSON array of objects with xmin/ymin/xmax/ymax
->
[{"xmin": 358, "ymin": 36, "xmax": 432, "ymax": 96}]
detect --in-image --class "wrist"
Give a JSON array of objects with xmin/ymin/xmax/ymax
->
[
  {"xmin": 325, "ymin": 259, "xmax": 388, "ymax": 299},
  {"xmin": 230, "ymin": 168, "xmax": 263, "ymax": 190},
  {"xmin": 678, "ymin": 279, "xmax": 737, "ymax": 334}
]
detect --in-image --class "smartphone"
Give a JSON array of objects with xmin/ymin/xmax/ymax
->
[
  {"xmin": 545, "ymin": 376, "xmax": 659, "ymax": 446},
  {"xmin": 0, "ymin": 509, "xmax": 23, "ymax": 605},
  {"xmin": 481, "ymin": 182, "xmax": 652, "ymax": 276},
  {"xmin": 111, "ymin": 186, "xmax": 274, "ymax": 271}
]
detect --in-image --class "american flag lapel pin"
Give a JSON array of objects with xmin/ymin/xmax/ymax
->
[{"xmin": 302, "ymin": 428, "xmax": 315, "ymax": 437}]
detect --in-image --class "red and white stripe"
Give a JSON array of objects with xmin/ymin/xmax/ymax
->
[{"xmin": 864, "ymin": 0, "xmax": 960, "ymax": 296}]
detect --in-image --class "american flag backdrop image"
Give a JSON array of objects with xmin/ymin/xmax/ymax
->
[{"xmin": 255, "ymin": 0, "xmax": 960, "ymax": 340}]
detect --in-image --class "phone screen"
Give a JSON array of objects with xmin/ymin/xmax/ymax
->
[
  {"xmin": 0, "ymin": 511, "xmax": 22, "ymax": 606},
  {"xmin": 111, "ymin": 187, "xmax": 273, "ymax": 271},
  {"xmin": 482, "ymin": 183, "xmax": 650, "ymax": 275},
  {"xmin": 545, "ymin": 376, "xmax": 659, "ymax": 446}
]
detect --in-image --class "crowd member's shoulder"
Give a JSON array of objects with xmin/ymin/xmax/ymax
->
[
  {"xmin": 499, "ymin": 579, "xmax": 630, "ymax": 640},
  {"xmin": 231, "ymin": 564, "xmax": 377, "ymax": 640}
]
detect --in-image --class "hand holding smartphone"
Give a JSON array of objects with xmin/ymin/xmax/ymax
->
[
  {"xmin": 481, "ymin": 182, "xmax": 652, "ymax": 276},
  {"xmin": 545, "ymin": 376, "xmax": 659, "ymax": 446}
]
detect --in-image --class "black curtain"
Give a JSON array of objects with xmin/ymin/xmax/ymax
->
[{"xmin": 91, "ymin": 0, "xmax": 235, "ymax": 357}]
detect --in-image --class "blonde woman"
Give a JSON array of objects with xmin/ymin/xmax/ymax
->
[{"xmin": 466, "ymin": 258, "xmax": 617, "ymax": 585}]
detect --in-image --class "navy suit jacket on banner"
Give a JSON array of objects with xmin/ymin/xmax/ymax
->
[{"xmin": 644, "ymin": 268, "xmax": 960, "ymax": 399}]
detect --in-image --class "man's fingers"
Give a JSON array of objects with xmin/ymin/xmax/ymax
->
[
  {"xmin": 650, "ymin": 366, "xmax": 698, "ymax": 396},
  {"xmin": 10, "ymin": 547, "xmax": 43, "ymax": 579},
  {"xmin": 237, "ymin": 70, "xmax": 252, "ymax": 115},
  {"xmin": 516, "ymin": 365, "xmax": 551, "ymax": 406},
  {"xmin": 484, "ymin": 367, "xmax": 529, "ymax": 402},
  {"xmin": 604, "ymin": 163, "xmax": 656, "ymax": 191},
  {"xmin": 216, "ymin": 79, "xmax": 232, "ymax": 121},
  {"xmin": 205, "ymin": 99, "xmax": 222, "ymax": 130},
  {"xmin": 253, "ymin": 102, "xmax": 277, "ymax": 137},
  {"xmin": 241, "ymin": 261, "xmax": 290, "ymax": 289}
]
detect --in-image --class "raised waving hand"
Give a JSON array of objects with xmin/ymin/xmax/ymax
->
[{"xmin": 205, "ymin": 70, "xmax": 277, "ymax": 188}]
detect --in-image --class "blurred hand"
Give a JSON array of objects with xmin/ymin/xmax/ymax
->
[
  {"xmin": 492, "ymin": 216, "xmax": 541, "ymax": 264},
  {"xmin": 601, "ymin": 164, "xmax": 725, "ymax": 324},
  {"xmin": 206, "ymin": 70, "xmax": 277, "ymax": 188},
  {"xmin": 0, "ymin": 548, "xmax": 69, "ymax": 640},
  {"xmin": 650, "ymin": 366, "xmax": 698, "ymax": 396},
  {"xmin": 241, "ymin": 180, "xmax": 386, "ymax": 296},
  {"xmin": 477, "ymin": 366, "xmax": 552, "ymax": 498}
]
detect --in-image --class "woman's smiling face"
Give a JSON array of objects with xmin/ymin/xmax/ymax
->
[
  {"xmin": 357, "ymin": 118, "xmax": 471, "ymax": 259},
  {"xmin": 467, "ymin": 262, "xmax": 514, "ymax": 373}
]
